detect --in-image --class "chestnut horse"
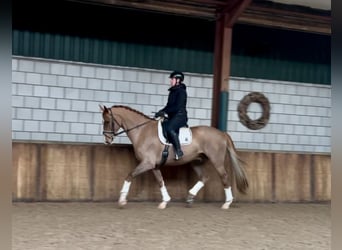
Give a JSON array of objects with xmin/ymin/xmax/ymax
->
[{"xmin": 100, "ymin": 105, "xmax": 248, "ymax": 209}]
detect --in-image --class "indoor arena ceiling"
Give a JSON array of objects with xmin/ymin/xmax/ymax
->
[{"xmin": 67, "ymin": 0, "xmax": 331, "ymax": 34}]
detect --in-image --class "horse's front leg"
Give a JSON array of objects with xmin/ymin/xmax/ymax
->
[
  {"xmin": 118, "ymin": 161, "xmax": 154, "ymax": 208},
  {"xmin": 152, "ymin": 169, "xmax": 171, "ymax": 209}
]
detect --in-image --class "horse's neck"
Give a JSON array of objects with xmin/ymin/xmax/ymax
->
[{"xmin": 115, "ymin": 108, "xmax": 150, "ymax": 142}]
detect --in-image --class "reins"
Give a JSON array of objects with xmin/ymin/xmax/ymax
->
[{"xmin": 102, "ymin": 108, "xmax": 152, "ymax": 136}]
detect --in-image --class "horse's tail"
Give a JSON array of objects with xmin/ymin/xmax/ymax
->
[{"xmin": 224, "ymin": 133, "xmax": 249, "ymax": 194}]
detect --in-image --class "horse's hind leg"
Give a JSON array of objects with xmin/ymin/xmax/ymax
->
[
  {"xmin": 152, "ymin": 169, "xmax": 171, "ymax": 209},
  {"xmin": 186, "ymin": 164, "xmax": 209, "ymax": 207},
  {"xmin": 213, "ymin": 164, "xmax": 234, "ymax": 210}
]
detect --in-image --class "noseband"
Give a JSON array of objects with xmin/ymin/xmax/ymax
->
[{"xmin": 102, "ymin": 108, "xmax": 152, "ymax": 137}]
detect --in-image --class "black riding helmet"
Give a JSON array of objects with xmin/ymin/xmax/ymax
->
[{"xmin": 169, "ymin": 70, "xmax": 184, "ymax": 82}]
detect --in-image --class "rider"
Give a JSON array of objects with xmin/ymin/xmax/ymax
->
[{"xmin": 154, "ymin": 70, "xmax": 188, "ymax": 160}]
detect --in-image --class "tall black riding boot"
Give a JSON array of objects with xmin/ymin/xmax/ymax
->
[{"xmin": 169, "ymin": 131, "xmax": 184, "ymax": 160}]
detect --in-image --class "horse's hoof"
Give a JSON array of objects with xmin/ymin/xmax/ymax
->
[
  {"xmin": 186, "ymin": 194, "xmax": 195, "ymax": 207},
  {"xmin": 221, "ymin": 201, "xmax": 233, "ymax": 210},
  {"xmin": 118, "ymin": 200, "xmax": 127, "ymax": 208},
  {"xmin": 158, "ymin": 201, "xmax": 168, "ymax": 209}
]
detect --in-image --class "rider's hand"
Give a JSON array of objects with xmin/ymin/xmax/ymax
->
[{"xmin": 154, "ymin": 110, "xmax": 165, "ymax": 118}]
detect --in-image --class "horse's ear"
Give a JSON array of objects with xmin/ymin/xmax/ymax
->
[{"xmin": 99, "ymin": 104, "xmax": 107, "ymax": 112}]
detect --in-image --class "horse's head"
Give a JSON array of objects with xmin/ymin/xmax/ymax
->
[{"xmin": 99, "ymin": 104, "xmax": 121, "ymax": 145}]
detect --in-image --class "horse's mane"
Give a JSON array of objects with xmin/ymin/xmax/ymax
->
[{"xmin": 111, "ymin": 105, "xmax": 154, "ymax": 120}]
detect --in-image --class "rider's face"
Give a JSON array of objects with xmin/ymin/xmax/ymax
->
[{"xmin": 170, "ymin": 77, "xmax": 178, "ymax": 87}]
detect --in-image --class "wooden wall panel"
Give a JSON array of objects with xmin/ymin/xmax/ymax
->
[
  {"xmin": 39, "ymin": 144, "xmax": 92, "ymax": 200},
  {"xmin": 237, "ymin": 151, "xmax": 273, "ymax": 202},
  {"xmin": 12, "ymin": 142, "xmax": 331, "ymax": 202},
  {"xmin": 274, "ymin": 153, "xmax": 312, "ymax": 202},
  {"xmin": 12, "ymin": 143, "xmax": 38, "ymax": 201},
  {"xmin": 312, "ymin": 154, "xmax": 331, "ymax": 201}
]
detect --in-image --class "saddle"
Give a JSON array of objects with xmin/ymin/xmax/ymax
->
[
  {"xmin": 157, "ymin": 120, "xmax": 192, "ymax": 145},
  {"xmin": 156, "ymin": 120, "xmax": 192, "ymax": 167}
]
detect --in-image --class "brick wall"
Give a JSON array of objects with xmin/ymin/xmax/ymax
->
[{"xmin": 12, "ymin": 56, "xmax": 331, "ymax": 153}]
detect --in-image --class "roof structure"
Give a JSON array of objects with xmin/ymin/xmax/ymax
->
[{"xmin": 67, "ymin": 0, "xmax": 331, "ymax": 34}]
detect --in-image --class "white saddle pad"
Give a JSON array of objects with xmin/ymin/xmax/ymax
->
[{"xmin": 158, "ymin": 120, "xmax": 192, "ymax": 145}]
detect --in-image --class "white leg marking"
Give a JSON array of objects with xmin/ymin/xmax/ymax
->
[
  {"xmin": 158, "ymin": 183, "xmax": 171, "ymax": 209},
  {"xmin": 118, "ymin": 181, "xmax": 131, "ymax": 207},
  {"xmin": 221, "ymin": 187, "xmax": 234, "ymax": 210},
  {"xmin": 189, "ymin": 181, "xmax": 204, "ymax": 196}
]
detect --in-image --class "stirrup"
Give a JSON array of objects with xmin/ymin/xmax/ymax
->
[{"xmin": 175, "ymin": 151, "xmax": 184, "ymax": 160}]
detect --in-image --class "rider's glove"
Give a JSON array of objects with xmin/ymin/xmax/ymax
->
[{"xmin": 154, "ymin": 110, "xmax": 165, "ymax": 118}]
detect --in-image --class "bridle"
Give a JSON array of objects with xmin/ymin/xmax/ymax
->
[{"xmin": 102, "ymin": 108, "xmax": 152, "ymax": 138}]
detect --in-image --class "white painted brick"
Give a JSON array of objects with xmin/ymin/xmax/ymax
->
[
  {"xmin": 51, "ymin": 63, "xmax": 66, "ymax": 75},
  {"xmin": 196, "ymin": 88, "xmax": 209, "ymax": 98},
  {"xmin": 151, "ymin": 72, "xmax": 164, "ymax": 84},
  {"xmin": 96, "ymin": 67, "xmax": 110, "ymax": 79},
  {"xmin": 19, "ymin": 60, "xmax": 34, "ymax": 72},
  {"xmin": 31, "ymin": 132, "xmax": 47, "ymax": 141},
  {"xmin": 201, "ymin": 99, "xmax": 211, "ymax": 109},
  {"xmin": 26, "ymin": 73, "xmax": 41, "ymax": 85},
  {"xmin": 33, "ymin": 109, "xmax": 48, "ymax": 120},
  {"xmin": 317, "ymin": 88, "xmax": 331, "ymax": 98},
  {"xmin": 79, "ymin": 89, "xmax": 94, "ymax": 101},
  {"xmin": 189, "ymin": 76, "xmax": 202, "ymax": 87},
  {"xmin": 65, "ymin": 89, "xmax": 80, "ymax": 99},
  {"xmin": 73, "ymin": 77, "xmax": 87, "ymax": 89},
  {"xmin": 42, "ymin": 74, "xmax": 57, "ymax": 86},
  {"xmin": 87, "ymin": 78, "xmax": 101, "ymax": 90},
  {"xmin": 93, "ymin": 90, "xmax": 108, "ymax": 102},
  {"xmin": 56, "ymin": 99, "xmax": 71, "ymax": 110},
  {"xmin": 77, "ymin": 134, "xmax": 93, "ymax": 142},
  {"xmin": 24, "ymin": 97, "xmax": 40, "ymax": 108},
  {"xmin": 66, "ymin": 64, "xmax": 81, "ymax": 77},
  {"xmin": 33, "ymin": 85, "xmax": 49, "ymax": 97},
  {"xmin": 64, "ymin": 111, "xmax": 79, "ymax": 122},
  {"xmin": 309, "ymin": 116, "xmax": 321, "ymax": 126},
  {"xmin": 102, "ymin": 79, "xmax": 116, "ymax": 91},
  {"xmin": 35, "ymin": 61, "xmax": 50, "ymax": 74},
  {"xmin": 121, "ymin": 93, "xmax": 136, "ymax": 104},
  {"xmin": 91, "ymin": 135, "xmax": 103, "ymax": 143},
  {"xmin": 40, "ymin": 121, "xmax": 55, "ymax": 132},
  {"xmin": 12, "ymin": 71, "xmax": 26, "ymax": 83},
  {"xmin": 123, "ymin": 70, "xmax": 137, "ymax": 81},
  {"xmin": 130, "ymin": 82, "xmax": 144, "ymax": 93},
  {"xmin": 194, "ymin": 109, "xmax": 207, "ymax": 119},
  {"xmin": 12, "ymin": 59, "xmax": 18, "ymax": 70},
  {"xmin": 81, "ymin": 66, "xmax": 95, "ymax": 78},
  {"xmin": 49, "ymin": 87, "xmax": 64, "ymax": 99},
  {"xmin": 116, "ymin": 81, "xmax": 130, "ymax": 92},
  {"xmin": 24, "ymin": 120, "xmax": 40, "ymax": 132},
  {"xmin": 86, "ymin": 101, "xmax": 101, "ymax": 112},
  {"xmin": 71, "ymin": 100, "xmax": 86, "ymax": 111},
  {"xmin": 15, "ymin": 132, "xmax": 31, "ymax": 140},
  {"xmin": 47, "ymin": 133, "xmax": 62, "ymax": 141},
  {"xmin": 62, "ymin": 134, "xmax": 78, "ymax": 142},
  {"xmin": 17, "ymin": 84, "xmax": 33, "ymax": 96},
  {"xmin": 57, "ymin": 75, "xmax": 73, "ymax": 87},
  {"xmin": 85, "ymin": 124, "xmax": 100, "ymax": 135},
  {"xmin": 143, "ymin": 83, "xmax": 157, "ymax": 94},
  {"xmin": 48, "ymin": 110, "xmax": 64, "ymax": 121},
  {"xmin": 70, "ymin": 123, "xmax": 85, "ymax": 134},
  {"xmin": 79, "ymin": 112, "xmax": 94, "ymax": 123},
  {"xmin": 188, "ymin": 98, "xmax": 201, "ymax": 108},
  {"xmin": 108, "ymin": 92, "xmax": 122, "ymax": 103},
  {"xmin": 295, "ymin": 106, "xmax": 307, "ymax": 115},
  {"xmin": 202, "ymin": 77, "xmax": 212, "ymax": 88},
  {"xmin": 137, "ymin": 71, "xmax": 151, "ymax": 83},
  {"xmin": 12, "ymin": 120, "xmax": 23, "ymax": 131},
  {"xmin": 303, "ymin": 126, "xmax": 316, "ymax": 135},
  {"xmin": 41, "ymin": 98, "xmax": 56, "ymax": 109},
  {"xmin": 136, "ymin": 94, "xmax": 150, "ymax": 105},
  {"xmin": 110, "ymin": 69, "xmax": 124, "ymax": 80},
  {"xmin": 55, "ymin": 122, "xmax": 70, "ymax": 133}
]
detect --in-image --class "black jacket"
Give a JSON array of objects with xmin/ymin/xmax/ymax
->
[{"xmin": 161, "ymin": 83, "xmax": 188, "ymax": 120}]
